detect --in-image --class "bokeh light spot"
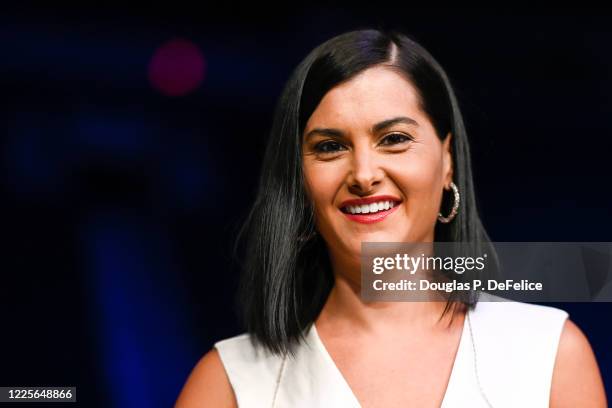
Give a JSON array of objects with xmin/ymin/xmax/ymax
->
[{"xmin": 148, "ymin": 38, "xmax": 206, "ymax": 97}]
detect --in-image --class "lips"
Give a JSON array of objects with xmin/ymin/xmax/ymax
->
[{"xmin": 339, "ymin": 195, "xmax": 402, "ymax": 224}]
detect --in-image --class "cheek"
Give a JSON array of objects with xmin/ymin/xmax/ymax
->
[
  {"xmin": 391, "ymin": 151, "xmax": 444, "ymax": 208},
  {"xmin": 304, "ymin": 162, "xmax": 344, "ymax": 206}
]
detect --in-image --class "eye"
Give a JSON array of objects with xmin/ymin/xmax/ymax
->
[
  {"xmin": 314, "ymin": 140, "xmax": 347, "ymax": 154},
  {"xmin": 380, "ymin": 133, "xmax": 413, "ymax": 146}
]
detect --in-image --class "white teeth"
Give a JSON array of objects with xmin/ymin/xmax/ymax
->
[{"xmin": 344, "ymin": 200, "xmax": 397, "ymax": 215}]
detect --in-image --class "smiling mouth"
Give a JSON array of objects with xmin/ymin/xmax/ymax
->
[
  {"xmin": 339, "ymin": 198, "xmax": 402, "ymax": 224},
  {"xmin": 341, "ymin": 200, "xmax": 398, "ymax": 215}
]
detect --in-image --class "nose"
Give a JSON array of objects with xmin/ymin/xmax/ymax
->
[{"xmin": 346, "ymin": 147, "xmax": 384, "ymax": 195}]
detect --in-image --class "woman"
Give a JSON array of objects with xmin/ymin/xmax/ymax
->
[{"xmin": 176, "ymin": 29, "xmax": 606, "ymax": 407}]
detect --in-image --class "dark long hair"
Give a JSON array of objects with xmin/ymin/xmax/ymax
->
[{"xmin": 234, "ymin": 28, "xmax": 496, "ymax": 355}]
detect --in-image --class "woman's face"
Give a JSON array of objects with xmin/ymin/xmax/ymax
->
[{"xmin": 301, "ymin": 65, "xmax": 453, "ymax": 263}]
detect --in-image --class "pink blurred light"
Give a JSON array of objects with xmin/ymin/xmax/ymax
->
[{"xmin": 148, "ymin": 38, "xmax": 206, "ymax": 97}]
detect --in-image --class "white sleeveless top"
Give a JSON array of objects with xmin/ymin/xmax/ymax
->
[{"xmin": 214, "ymin": 293, "xmax": 568, "ymax": 407}]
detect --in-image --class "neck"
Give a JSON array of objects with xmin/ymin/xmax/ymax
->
[{"xmin": 317, "ymin": 250, "xmax": 464, "ymax": 334}]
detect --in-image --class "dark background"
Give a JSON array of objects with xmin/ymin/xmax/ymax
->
[{"xmin": 2, "ymin": 7, "xmax": 611, "ymax": 407}]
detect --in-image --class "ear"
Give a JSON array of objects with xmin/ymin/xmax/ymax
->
[{"xmin": 442, "ymin": 132, "xmax": 453, "ymax": 188}]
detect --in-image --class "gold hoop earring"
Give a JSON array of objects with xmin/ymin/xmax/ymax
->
[{"xmin": 438, "ymin": 181, "xmax": 460, "ymax": 223}]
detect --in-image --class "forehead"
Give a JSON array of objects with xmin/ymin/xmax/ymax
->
[{"xmin": 305, "ymin": 66, "xmax": 425, "ymax": 130}]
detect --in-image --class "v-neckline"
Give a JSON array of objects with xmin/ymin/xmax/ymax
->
[{"xmin": 309, "ymin": 311, "xmax": 469, "ymax": 407}]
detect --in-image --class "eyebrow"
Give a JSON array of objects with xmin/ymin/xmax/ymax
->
[{"xmin": 304, "ymin": 116, "xmax": 419, "ymax": 141}]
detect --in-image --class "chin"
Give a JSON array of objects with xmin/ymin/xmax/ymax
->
[
  {"xmin": 347, "ymin": 234, "xmax": 395, "ymax": 252},
  {"xmin": 363, "ymin": 230, "xmax": 403, "ymax": 242}
]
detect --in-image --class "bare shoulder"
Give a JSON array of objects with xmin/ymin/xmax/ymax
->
[
  {"xmin": 175, "ymin": 348, "xmax": 237, "ymax": 408},
  {"xmin": 550, "ymin": 319, "xmax": 607, "ymax": 408}
]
